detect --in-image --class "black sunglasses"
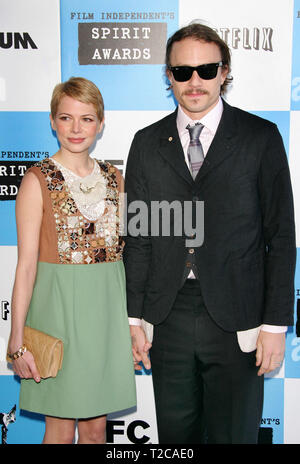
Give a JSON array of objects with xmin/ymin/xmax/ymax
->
[{"xmin": 168, "ymin": 61, "xmax": 223, "ymax": 82}]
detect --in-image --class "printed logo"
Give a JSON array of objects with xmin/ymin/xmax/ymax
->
[
  {"xmin": 107, "ymin": 419, "xmax": 150, "ymax": 443},
  {"xmin": 0, "ymin": 162, "xmax": 36, "ymax": 200},
  {"xmin": 1, "ymin": 301, "xmax": 10, "ymax": 321},
  {"xmin": 214, "ymin": 27, "xmax": 273, "ymax": 51},
  {"xmin": 0, "ymin": 33, "xmax": 37, "ymax": 49},
  {"xmin": 0, "ymin": 405, "xmax": 16, "ymax": 444},
  {"xmin": 78, "ymin": 22, "xmax": 167, "ymax": 64}
]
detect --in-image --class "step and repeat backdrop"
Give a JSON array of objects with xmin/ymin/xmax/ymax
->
[{"xmin": 1, "ymin": 0, "xmax": 300, "ymax": 445}]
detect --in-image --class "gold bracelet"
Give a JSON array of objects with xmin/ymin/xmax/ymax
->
[{"xmin": 7, "ymin": 345, "xmax": 27, "ymax": 362}]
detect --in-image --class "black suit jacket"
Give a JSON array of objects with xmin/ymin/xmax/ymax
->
[{"xmin": 124, "ymin": 100, "xmax": 296, "ymax": 331}]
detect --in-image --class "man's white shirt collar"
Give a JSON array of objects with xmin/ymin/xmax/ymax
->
[{"xmin": 177, "ymin": 97, "xmax": 223, "ymax": 137}]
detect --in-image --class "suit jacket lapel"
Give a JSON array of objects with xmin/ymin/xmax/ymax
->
[
  {"xmin": 157, "ymin": 110, "xmax": 194, "ymax": 187},
  {"xmin": 156, "ymin": 101, "xmax": 239, "ymax": 186}
]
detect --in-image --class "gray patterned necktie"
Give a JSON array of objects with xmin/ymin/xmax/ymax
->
[{"xmin": 186, "ymin": 123, "xmax": 204, "ymax": 179}]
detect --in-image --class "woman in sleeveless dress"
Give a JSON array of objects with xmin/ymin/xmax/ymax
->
[{"xmin": 7, "ymin": 77, "xmax": 136, "ymax": 444}]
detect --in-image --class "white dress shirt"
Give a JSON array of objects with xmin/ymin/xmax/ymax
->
[{"xmin": 129, "ymin": 97, "xmax": 286, "ymax": 349}]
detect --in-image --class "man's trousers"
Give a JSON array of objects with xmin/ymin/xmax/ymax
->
[{"xmin": 150, "ymin": 279, "xmax": 264, "ymax": 444}]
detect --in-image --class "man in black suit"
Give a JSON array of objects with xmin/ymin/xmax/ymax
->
[{"xmin": 124, "ymin": 23, "xmax": 296, "ymax": 444}]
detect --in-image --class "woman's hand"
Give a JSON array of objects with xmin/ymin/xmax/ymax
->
[
  {"xmin": 130, "ymin": 325, "xmax": 152, "ymax": 371},
  {"xmin": 12, "ymin": 350, "xmax": 41, "ymax": 383}
]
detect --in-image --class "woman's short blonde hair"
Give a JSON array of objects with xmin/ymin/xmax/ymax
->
[{"xmin": 50, "ymin": 77, "xmax": 104, "ymax": 121}]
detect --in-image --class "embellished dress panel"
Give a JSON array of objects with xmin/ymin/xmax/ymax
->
[{"xmin": 30, "ymin": 158, "xmax": 124, "ymax": 265}]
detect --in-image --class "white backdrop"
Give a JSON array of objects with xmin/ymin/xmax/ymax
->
[{"xmin": 0, "ymin": 0, "xmax": 300, "ymax": 445}]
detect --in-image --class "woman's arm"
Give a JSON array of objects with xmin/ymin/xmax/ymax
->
[{"xmin": 8, "ymin": 170, "xmax": 43, "ymax": 381}]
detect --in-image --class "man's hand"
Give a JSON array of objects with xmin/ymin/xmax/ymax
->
[
  {"xmin": 256, "ymin": 331, "xmax": 285, "ymax": 376},
  {"xmin": 130, "ymin": 325, "xmax": 152, "ymax": 371}
]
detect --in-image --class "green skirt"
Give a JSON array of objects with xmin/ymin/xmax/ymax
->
[{"xmin": 19, "ymin": 260, "xmax": 136, "ymax": 419}]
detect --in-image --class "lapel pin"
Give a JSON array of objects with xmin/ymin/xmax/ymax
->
[{"xmin": 168, "ymin": 137, "xmax": 173, "ymax": 142}]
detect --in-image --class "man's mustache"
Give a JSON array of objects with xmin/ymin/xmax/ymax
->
[{"xmin": 182, "ymin": 88, "xmax": 209, "ymax": 96}]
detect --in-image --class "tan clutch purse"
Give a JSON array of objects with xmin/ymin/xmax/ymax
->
[
  {"xmin": 24, "ymin": 326, "xmax": 63, "ymax": 378},
  {"xmin": 7, "ymin": 326, "xmax": 64, "ymax": 379}
]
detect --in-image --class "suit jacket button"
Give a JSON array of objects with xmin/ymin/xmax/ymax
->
[
  {"xmin": 186, "ymin": 262, "xmax": 192, "ymax": 267},
  {"xmin": 192, "ymin": 196, "xmax": 199, "ymax": 202},
  {"xmin": 189, "ymin": 248, "xmax": 195, "ymax": 254}
]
